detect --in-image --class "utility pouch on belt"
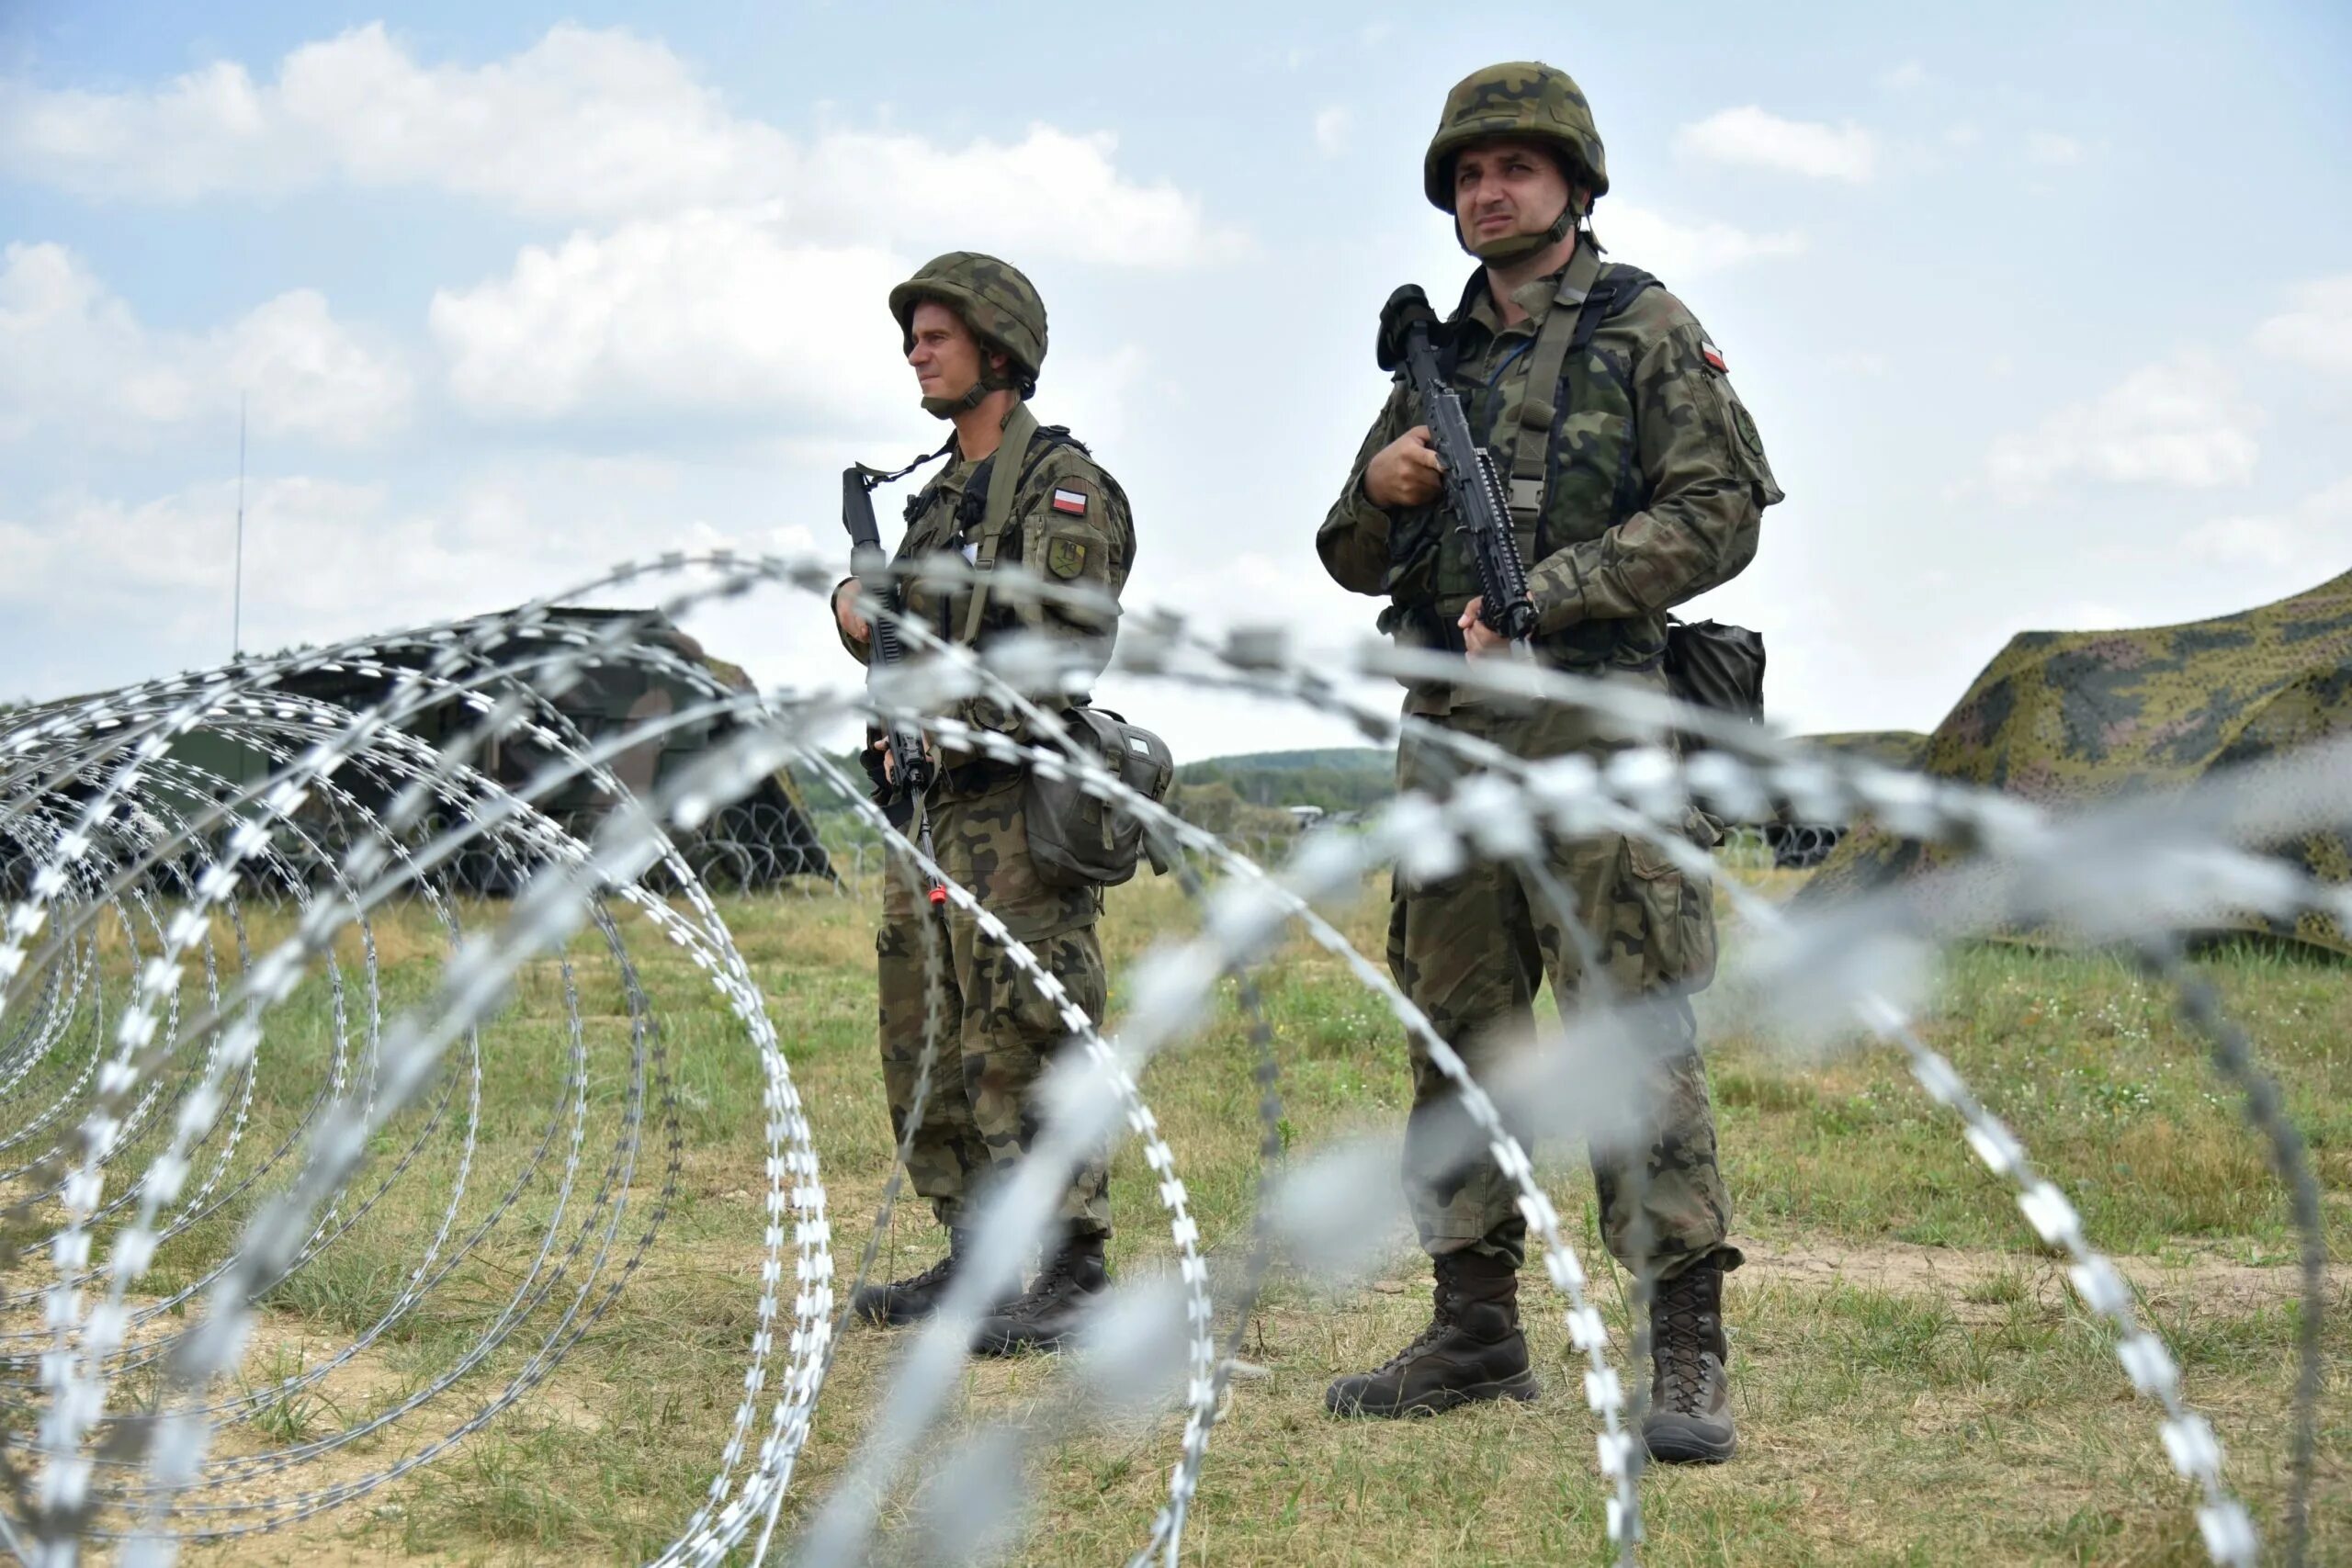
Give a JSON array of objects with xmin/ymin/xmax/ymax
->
[
  {"xmin": 1664, "ymin": 617, "xmax": 1767, "ymax": 729},
  {"xmin": 1026, "ymin": 707, "xmax": 1175, "ymax": 890}
]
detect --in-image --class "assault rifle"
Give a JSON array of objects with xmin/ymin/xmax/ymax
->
[
  {"xmin": 1376, "ymin": 285, "xmax": 1539, "ymax": 646},
  {"xmin": 841, "ymin": 465, "xmax": 935, "ymax": 800}
]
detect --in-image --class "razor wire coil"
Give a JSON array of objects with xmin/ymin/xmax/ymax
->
[{"xmin": 0, "ymin": 550, "xmax": 2330, "ymax": 1567}]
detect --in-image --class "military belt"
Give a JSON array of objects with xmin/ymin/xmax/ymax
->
[
  {"xmin": 933, "ymin": 758, "xmax": 1023, "ymax": 798},
  {"xmin": 1384, "ymin": 603, "xmax": 1666, "ymax": 676}
]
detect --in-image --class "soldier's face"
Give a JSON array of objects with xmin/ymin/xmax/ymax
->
[
  {"xmin": 1453, "ymin": 140, "xmax": 1575, "ymax": 246},
  {"xmin": 907, "ymin": 300, "xmax": 983, "ymax": 402}
]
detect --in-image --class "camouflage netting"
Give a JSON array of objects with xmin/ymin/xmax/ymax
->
[
  {"xmin": 1802, "ymin": 570, "xmax": 2352, "ymax": 954},
  {"xmin": 2, "ymin": 606, "xmax": 835, "ymax": 897},
  {"xmin": 1801, "ymin": 729, "xmax": 1931, "ymax": 771}
]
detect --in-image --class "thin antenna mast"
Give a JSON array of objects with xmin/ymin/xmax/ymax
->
[{"xmin": 232, "ymin": 392, "xmax": 246, "ymax": 659}]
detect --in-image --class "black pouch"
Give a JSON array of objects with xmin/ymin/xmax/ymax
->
[
  {"xmin": 1026, "ymin": 707, "xmax": 1176, "ymax": 889},
  {"xmin": 1665, "ymin": 617, "xmax": 1766, "ymax": 723}
]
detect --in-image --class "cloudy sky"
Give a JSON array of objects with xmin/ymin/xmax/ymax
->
[{"xmin": 3, "ymin": 1, "xmax": 2346, "ymax": 761}]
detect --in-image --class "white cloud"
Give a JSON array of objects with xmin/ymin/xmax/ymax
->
[
  {"xmin": 2253, "ymin": 275, "xmax": 2352, "ymax": 376},
  {"xmin": 0, "ymin": 457, "xmax": 764, "ymax": 660},
  {"xmin": 1944, "ymin": 123, "xmax": 1983, "ymax": 149},
  {"xmin": 2025, "ymin": 131, "xmax": 2086, "ymax": 166},
  {"xmin": 786, "ymin": 125, "xmax": 1245, "ymax": 266},
  {"xmin": 0, "ymin": 25, "xmax": 766, "ymax": 216},
  {"xmin": 0, "ymin": 242, "xmax": 409, "ymax": 446},
  {"xmin": 0, "ymin": 25, "xmax": 1243, "ymax": 265},
  {"xmin": 1984, "ymin": 355, "xmax": 2262, "ymax": 502},
  {"xmin": 1673, "ymin": 106, "xmax": 1877, "ymax": 184},
  {"xmin": 1314, "ymin": 106, "xmax": 1351, "ymax": 158},
  {"xmin": 431, "ymin": 212, "xmax": 1151, "ymax": 436},
  {"xmin": 2184, "ymin": 477, "xmax": 2352, "ymax": 568},
  {"xmin": 1878, "ymin": 62, "xmax": 1927, "ymax": 92},
  {"xmin": 1599, "ymin": 205, "xmax": 1806, "ymax": 276},
  {"xmin": 431, "ymin": 216, "xmax": 910, "ymax": 423}
]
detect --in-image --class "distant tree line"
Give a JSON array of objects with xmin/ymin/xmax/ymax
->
[
  {"xmin": 791, "ymin": 744, "xmax": 1399, "ymax": 848},
  {"xmin": 1174, "ymin": 747, "xmax": 1394, "ymax": 816}
]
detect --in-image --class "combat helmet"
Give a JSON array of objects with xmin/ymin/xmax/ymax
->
[
  {"xmin": 888, "ymin": 252, "xmax": 1048, "ymax": 414},
  {"xmin": 1424, "ymin": 62, "xmax": 1608, "ymax": 260}
]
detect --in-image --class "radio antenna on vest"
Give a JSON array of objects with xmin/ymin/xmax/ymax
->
[{"xmin": 232, "ymin": 391, "xmax": 246, "ymax": 660}]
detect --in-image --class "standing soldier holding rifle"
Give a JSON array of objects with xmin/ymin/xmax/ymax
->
[
  {"xmin": 1317, "ymin": 62, "xmax": 1781, "ymax": 1461},
  {"xmin": 832, "ymin": 252, "xmax": 1136, "ymax": 1353}
]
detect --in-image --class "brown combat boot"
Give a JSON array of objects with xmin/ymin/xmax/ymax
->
[
  {"xmin": 1642, "ymin": 1257, "xmax": 1736, "ymax": 1463},
  {"xmin": 852, "ymin": 1228, "xmax": 983, "ymax": 1327},
  {"xmin": 1325, "ymin": 1251, "xmax": 1540, "ymax": 1417},
  {"xmin": 970, "ymin": 1231, "xmax": 1111, "ymax": 1355}
]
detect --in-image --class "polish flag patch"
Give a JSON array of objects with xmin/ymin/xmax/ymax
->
[
  {"xmin": 1700, "ymin": 340, "xmax": 1728, "ymax": 374},
  {"xmin": 1051, "ymin": 487, "xmax": 1089, "ymax": 515}
]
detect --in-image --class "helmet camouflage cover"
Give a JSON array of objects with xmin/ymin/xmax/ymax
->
[
  {"xmin": 888, "ymin": 252, "xmax": 1048, "ymax": 388},
  {"xmin": 1423, "ymin": 62, "xmax": 1610, "ymax": 212}
]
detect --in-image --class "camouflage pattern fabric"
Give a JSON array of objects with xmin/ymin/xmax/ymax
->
[
  {"xmin": 926, "ymin": 775, "xmax": 1113, "ymax": 1235},
  {"xmin": 1803, "ymin": 730, "xmax": 1932, "ymax": 771},
  {"xmin": 140, "ymin": 605, "xmax": 833, "ymax": 887},
  {"xmin": 1803, "ymin": 570, "xmax": 2352, "ymax": 954},
  {"xmin": 838, "ymin": 410, "xmax": 1136, "ymax": 750},
  {"xmin": 842, "ymin": 401, "xmax": 1135, "ymax": 1237},
  {"xmin": 1387, "ymin": 688, "xmax": 1736, "ymax": 1278},
  {"xmin": 1321, "ymin": 226, "xmax": 1771, "ymax": 1278},
  {"xmin": 1423, "ymin": 60, "xmax": 1611, "ymax": 208},
  {"xmin": 889, "ymin": 252, "xmax": 1050, "ymax": 385},
  {"xmin": 1318, "ymin": 242, "xmax": 1781, "ymax": 716},
  {"xmin": 876, "ymin": 854, "xmax": 985, "ymax": 1224}
]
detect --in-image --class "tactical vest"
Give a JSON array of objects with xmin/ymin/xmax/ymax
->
[
  {"xmin": 1382, "ymin": 262, "xmax": 1661, "ymax": 670},
  {"xmin": 897, "ymin": 402, "xmax": 1097, "ymax": 649}
]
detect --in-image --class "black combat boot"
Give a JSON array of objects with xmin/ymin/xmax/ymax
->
[
  {"xmin": 970, "ymin": 1231, "xmax": 1111, "ymax": 1355},
  {"xmin": 851, "ymin": 1228, "xmax": 977, "ymax": 1327},
  {"xmin": 1642, "ymin": 1256, "xmax": 1736, "ymax": 1463},
  {"xmin": 1325, "ymin": 1251, "xmax": 1540, "ymax": 1417}
]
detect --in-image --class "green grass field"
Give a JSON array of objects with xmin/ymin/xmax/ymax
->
[{"xmin": 110, "ymin": 861, "xmax": 2350, "ymax": 1565}]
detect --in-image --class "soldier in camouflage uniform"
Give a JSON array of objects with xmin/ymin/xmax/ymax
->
[
  {"xmin": 832, "ymin": 253, "xmax": 1136, "ymax": 1354},
  {"xmin": 1317, "ymin": 64, "xmax": 1781, "ymax": 1462}
]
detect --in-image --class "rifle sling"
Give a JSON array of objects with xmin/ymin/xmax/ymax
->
[
  {"xmin": 958, "ymin": 400, "xmax": 1043, "ymax": 646},
  {"xmin": 1502, "ymin": 264, "xmax": 1657, "ymax": 525}
]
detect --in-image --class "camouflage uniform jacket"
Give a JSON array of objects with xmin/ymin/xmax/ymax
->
[
  {"xmin": 839, "ymin": 405, "xmax": 1136, "ymax": 763},
  {"xmin": 1318, "ymin": 242, "xmax": 1782, "ymax": 715}
]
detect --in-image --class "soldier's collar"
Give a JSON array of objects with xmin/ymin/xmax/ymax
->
[{"xmin": 1463, "ymin": 243, "xmax": 1600, "ymax": 335}]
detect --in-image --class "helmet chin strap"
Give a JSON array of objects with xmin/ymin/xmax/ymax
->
[
  {"xmin": 921, "ymin": 384, "xmax": 992, "ymax": 421},
  {"xmin": 921, "ymin": 354, "xmax": 1020, "ymax": 421},
  {"xmin": 1459, "ymin": 192, "xmax": 1582, "ymax": 263}
]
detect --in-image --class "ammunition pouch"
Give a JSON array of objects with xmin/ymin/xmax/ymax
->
[
  {"xmin": 1025, "ymin": 707, "xmax": 1176, "ymax": 890},
  {"xmin": 1378, "ymin": 602, "xmax": 1470, "ymax": 657},
  {"xmin": 1663, "ymin": 618, "xmax": 1766, "ymax": 741}
]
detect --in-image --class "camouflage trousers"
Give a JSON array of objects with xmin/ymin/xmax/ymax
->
[
  {"xmin": 874, "ymin": 773, "xmax": 1112, "ymax": 1238},
  {"xmin": 1389, "ymin": 682, "xmax": 1738, "ymax": 1281}
]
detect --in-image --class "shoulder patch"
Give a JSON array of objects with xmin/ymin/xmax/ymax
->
[
  {"xmin": 1045, "ymin": 535, "xmax": 1090, "ymax": 579},
  {"xmin": 1051, "ymin": 487, "xmax": 1088, "ymax": 516}
]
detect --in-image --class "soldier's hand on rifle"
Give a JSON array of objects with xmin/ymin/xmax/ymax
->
[
  {"xmin": 1363, "ymin": 425, "xmax": 1443, "ymax": 510},
  {"xmin": 1457, "ymin": 597, "xmax": 1508, "ymax": 659},
  {"xmin": 874, "ymin": 732, "xmax": 933, "ymax": 783},
  {"xmin": 833, "ymin": 579, "xmax": 872, "ymax": 644}
]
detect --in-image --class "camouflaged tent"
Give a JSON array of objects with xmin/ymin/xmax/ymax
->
[
  {"xmin": 10, "ymin": 609, "xmax": 837, "ymax": 897},
  {"xmin": 1800, "ymin": 570, "xmax": 2352, "ymax": 954},
  {"xmin": 1804, "ymin": 730, "xmax": 1933, "ymax": 771},
  {"xmin": 451, "ymin": 607, "xmax": 837, "ymax": 892},
  {"xmin": 1756, "ymin": 731, "xmax": 1934, "ymax": 868}
]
